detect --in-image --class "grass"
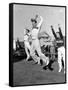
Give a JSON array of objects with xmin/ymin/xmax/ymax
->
[{"xmin": 13, "ymin": 59, "xmax": 66, "ymax": 86}]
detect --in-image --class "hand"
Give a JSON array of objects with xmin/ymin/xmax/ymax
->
[
  {"xmin": 58, "ymin": 24, "xmax": 60, "ymax": 26},
  {"xmin": 35, "ymin": 15, "xmax": 38, "ymax": 19},
  {"xmin": 51, "ymin": 25, "xmax": 53, "ymax": 28}
]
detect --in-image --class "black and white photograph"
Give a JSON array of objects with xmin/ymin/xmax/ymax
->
[{"xmin": 9, "ymin": 3, "xmax": 66, "ymax": 87}]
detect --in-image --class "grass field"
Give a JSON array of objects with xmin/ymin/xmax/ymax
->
[{"xmin": 13, "ymin": 59, "xmax": 66, "ymax": 86}]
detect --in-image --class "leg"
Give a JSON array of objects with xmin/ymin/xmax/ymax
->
[
  {"xmin": 62, "ymin": 47, "xmax": 65, "ymax": 74},
  {"xmin": 48, "ymin": 60, "xmax": 54, "ymax": 71},
  {"xmin": 34, "ymin": 39, "xmax": 49, "ymax": 65},
  {"xmin": 58, "ymin": 48, "xmax": 62, "ymax": 72},
  {"xmin": 30, "ymin": 42, "xmax": 40, "ymax": 63},
  {"xmin": 24, "ymin": 42, "xmax": 30, "ymax": 61},
  {"xmin": 48, "ymin": 46, "xmax": 55, "ymax": 70},
  {"xmin": 25, "ymin": 47, "xmax": 30, "ymax": 61}
]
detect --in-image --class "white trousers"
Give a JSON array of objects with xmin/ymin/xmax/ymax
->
[
  {"xmin": 58, "ymin": 46, "xmax": 65, "ymax": 73},
  {"xmin": 13, "ymin": 40, "xmax": 16, "ymax": 50},
  {"xmin": 30, "ymin": 39, "xmax": 49, "ymax": 65}
]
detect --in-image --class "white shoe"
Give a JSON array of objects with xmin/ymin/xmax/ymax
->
[
  {"xmin": 26, "ymin": 57, "xmax": 29, "ymax": 61},
  {"xmin": 64, "ymin": 71, "xmax": 65, "ymax": 74},
  {"xmin": 58, "ymin": 68, "xmax": 62, "ymax": 72},
  {"xmin": 37, "ymin": 57, "xmax": 40, "ymax": 64},
  {"xmin": 64, "ymin": 69, "xmax": 65, "ymax": 74},
  {"xmin": 46, "ymin": 57, "xmax": 49, "ymax": 65}
]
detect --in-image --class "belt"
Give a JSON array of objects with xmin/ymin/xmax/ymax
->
[
  {"xmin": 32, "ymin": 38, "xmax": 38, "ymax": 40},
  {"xmin": 24, "ymin": 40, "xmax": 28, "ymax": 42}
]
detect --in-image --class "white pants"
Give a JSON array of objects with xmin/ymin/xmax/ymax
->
[
  {"xmin": 30, "ymin": 39, "xmax": 49, "ymax": 65},
  {"xmin": 24, "ymin": 41, "xmax": 31, "ymax": 61},
  {"xmin": 13, "ymin": 40, "xmax": 16, "ymax": 50},
  {"xmin": 58, "ymin": 46, "xmax": 65, "ymax": 73}
]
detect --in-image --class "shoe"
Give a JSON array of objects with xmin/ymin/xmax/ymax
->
[
  {"xmin": 48, "ymin": 60, "xmax": 54, "ymax": 71},
  {"xmin": 33, "ymin": 62, "xmax": 38, "ymax": 65},
  {"xmin": 46, "ymin": 57, "xmax": 49, "ymax": 65},
  {"xmin": 48, "ymin": 67, "xmax": 54, "ymax": 71},
  {"xmin": 58, "ymin": 68, "xmax": 62, "ymax": 72},
  {"xmin": 40, "ymin": 59, "xmax": 43, "ymax": 66},
  {"xmin": 43, "ymin": 65, "xmax": 48, "ymax": 70}
]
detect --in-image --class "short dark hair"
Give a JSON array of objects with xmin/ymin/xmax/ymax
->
[
  {"xmin": 26, "ymin": 29, "xmax": 30, "ymax": 33},
  {"xmin": 31, "ymin": 18, "xmax": 37, "ymax": 23}
]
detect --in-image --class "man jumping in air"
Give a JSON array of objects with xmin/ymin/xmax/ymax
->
[{"xmin": 30, "ymin": 15, "xmax": 49, "ymax": 65}]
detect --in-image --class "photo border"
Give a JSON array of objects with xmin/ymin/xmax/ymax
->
[{"xmin": 9, "ymin": 3, "xmax": 67, "ymax": 87}]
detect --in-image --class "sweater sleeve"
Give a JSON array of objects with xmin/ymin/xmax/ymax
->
[{"xmin": 37, "ymin": 16, "xmax": 43, "ymax": 28}]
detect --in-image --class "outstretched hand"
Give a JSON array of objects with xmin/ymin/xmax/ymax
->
[
  {"xmin": 51, "ymin": 25, "xmax": 53, "ymax": 28},
  {"xmin": 35, "ymin": 15, "xmax": 38, "ymax": 19}
]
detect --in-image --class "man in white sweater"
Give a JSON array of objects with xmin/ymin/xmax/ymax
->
[{"xmin": 30, "ymin": 15, "xmax": 49, "ymax": 65}]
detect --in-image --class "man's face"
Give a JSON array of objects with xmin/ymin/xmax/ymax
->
[
  {"xmin": 56, "ymin": 32, "xmax": 60, "ymax": 38},
  {"xmin": 32, "ymin": 21, "xmax": 37, "ymax": 28},
  {"xmin": 26, "ymin": 30, "xmax": 29, "ymax": 34}
]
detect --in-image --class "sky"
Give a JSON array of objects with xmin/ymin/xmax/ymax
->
[{"xmin": 13, "ymin": 4, "xmax": 65, "ymax": 41}]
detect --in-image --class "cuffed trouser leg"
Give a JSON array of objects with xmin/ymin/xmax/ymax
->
[
  {"xmin": 30, "ymin": 41, "xmax": 40, "ymax": 63},
  {"xmin": 62, "ymin": 47, "xmax": 65, "ymax": 73},
  {"xmin": 58, "ymin": 46, "xmax": 65, "ymax": 73},
  {"xmin": 58, "ymin": 47, "xmax": 62, "ymax": 72},
  {"xmin": 33, "ymin": 39, "xmax": 49, "ymax": 65},
  {"xmin": 24, "ymin": 41, "xmax": 30, "ymax": 61}
]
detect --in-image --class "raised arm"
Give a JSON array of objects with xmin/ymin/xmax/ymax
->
[
  {"xmin": 37, "ymin": 16, "xmax": 43, "ymax": 28},
  {"xmin": 24, "ymin": 28, "xmax": 26, "ymax": 35},
  {"xmin": 51, "ymin": 25, "xmax": 57, "ymax": 39}
]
